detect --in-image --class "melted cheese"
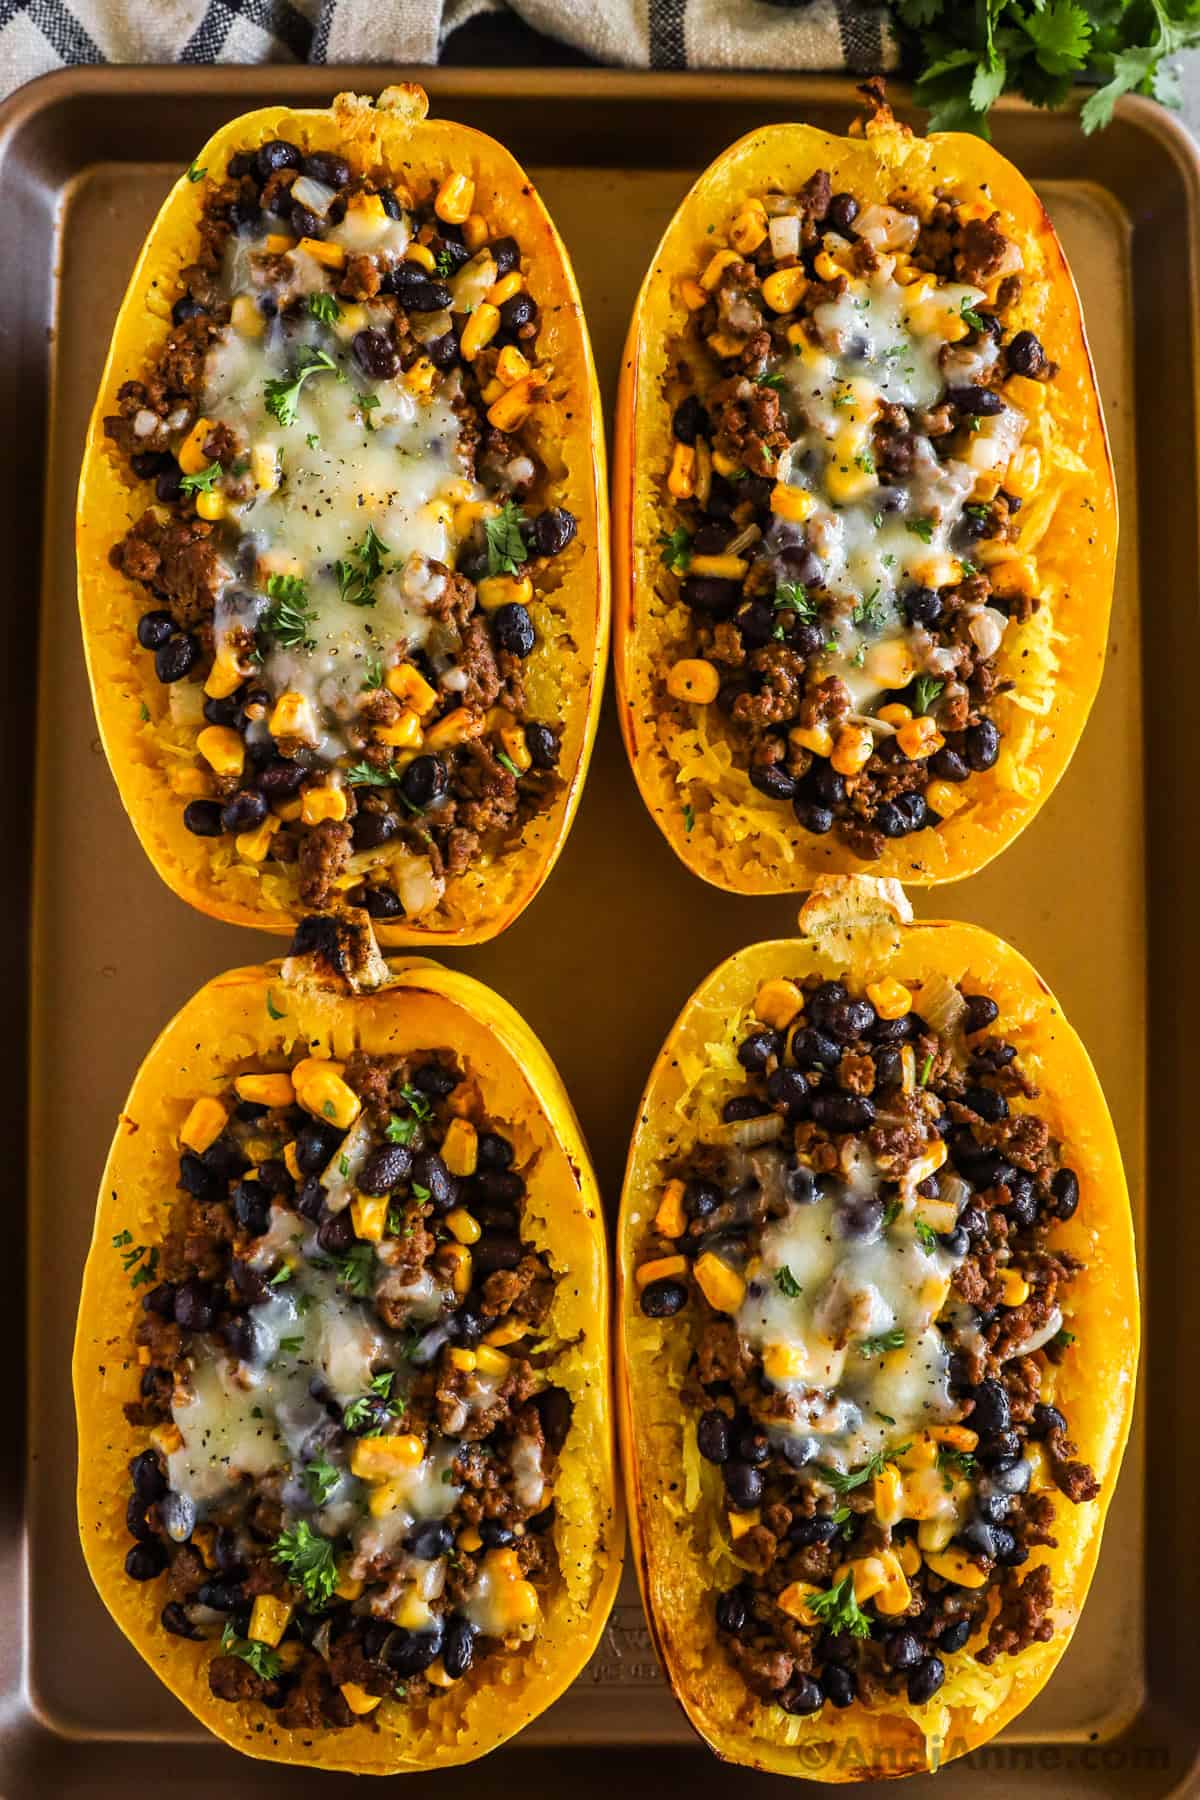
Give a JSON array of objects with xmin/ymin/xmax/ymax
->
[{"xmin": 737, "ymin": 1159, "xmax": 965, "ymax": 1471}]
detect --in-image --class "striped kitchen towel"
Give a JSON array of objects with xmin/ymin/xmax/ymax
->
[{"xmin": 0, "ymin": 0, "xmax": 898, "ymax": 100}]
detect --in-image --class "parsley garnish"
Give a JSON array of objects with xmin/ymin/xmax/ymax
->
[
  {"xmin": 881, "ymin": 1197, "xmax": 902, "ymax": 1231},
  {"xmin": 658, "ymin": 526, "xmax": 693, "ymax": 574},
  {"xmin": 496, "ymin": 750, "xmax": 522, "ymax": 780},
  {"xmin": 938, "ymin": 1446, "xmax": 977, "ymax": 1483},
  {"xmin": 186, "ymin": 162, "xmax": 207, "ymax": 183},
  {"xmin": 277, "ymin": 1334, "xmax": 303, "ymax": 1354},
  {"xmin": 682, "ymin": 803, "xmax": 695, "ymax": 834},
  {"xmin": 434, "ymin": 249, "xmax": 456, "ymax": 277},
  {"xmin": 273, "ymin": 1521, "xmax": 338, "ymax": 1609},
  {"xmin": 220, "ymin": 1622, "xmax": 281, "ymax": 1678},
  {"xmin": 268, "ymin": 1265, "xmax": 292, "ymax": 1287},
  {"xmin": 178, "ymin": 460, "xmax": 222, "ymax": 496},
  {"xmin": 306, "ymin": 431, "xmax": 321, "ymax": 449},
  {"xmin": 345, "ymin": 761, "xmax": 399, "ymax": 787},
  {"xmin": 775, "ymin": 1266, "xmax": 802, "ymax": 1298},
  {"xmin": 335, "ymin": 523, "xmax": 390, "ymax": 608},
  {"xmin": 139, "ymin": 701, "xmax": 151, "ymax": 722},
  {"xmin": 915, "ymin": 1219, "xmax": 939, "ymax": 1255},
  {"xmin": 335, "ymin": 1244, "xmax": 376, "ymax": 1297},
  {"xmin": 397, "ymin": 1083, "xmax": 433, "ymax": 1121},
  {"xmin": 855, "ymin": 450, "xmax": 875, "ymax": 475},
  {"xmin": 370, "ymin": 1371, "xmax": 395, "ymax": 1400},
  {"xmin": 851, "ymin": 586, "xmax": 886, "ymax": 632},
  {"xmin": 912, "ymin": 676, "xmax": 944, "ymax": 716},
  {"xmin": 774, "ymin": 581, "xmax": 816, "ymax": 620},
  {"xmin": 114, "ymin": 1235, "xmax": 159, "ymax": 1288},
  {"xmin": 302, "ymin": 1453, "xmax": 340, "ymax": 1505},
  {"xmin": 307, "ymin": 292, "xmax": 341, "ymax": 326},
  {"xmin": 906, "ymin": 517, "xmax": 934, "ymax": 544},
  {"xmin": 816, "ymin": 1445, "xmax": 911, "ymax": 1496},
  {"xmin": 261, "ymin": 574, "xmax": 317, "ymax": 652},
  {"xmin": 483, "ymin": 500, "xmax": 529, "ymax": 577},
  {"xmin": 385, "ymin": 1113, "xmax": 419, "ymax": 1146},
  {"xmin": 917, "ymin": 1052, "xmax": 935, "ymax": 1087},
  {"xmin": 807, "ymin": 1572, "xmax": 872, "ymax": 1640},
  {"xmin": 411, "ymin": 1182, "xmax": 432, "ymax": 1203},
  {"xmin": 266, "ymin": 990, "xmax": 286, "ymax": 1021},
  {"xmin": 342, "ymin": 1373, "xmax": 400, "ymax": 1432},
  {"xmin": 264, "ymin": 347, "xmax": 340, "ymax": 427},
  {"xmin": 755, "ymin": 370, "xmax": 786, "ymax": 389},
  {"xmin": 361, "ymin": 655, "xmax": 384, "ymax": 691},
  {"xmin": 357, "ymin": 391, "xmax": 380, "ymax": 417},
  {"xmin": 960, "ymin": 296, "xmax": 987, "ymax": 332},
  {"xmin": 859, "ymin": 1329, "xmax": 906, "ymax": 1359}
]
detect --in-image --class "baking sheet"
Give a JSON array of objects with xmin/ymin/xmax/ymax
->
[{"xmin": 1, "ymin": 66, "xmax": 1194, "ymax": 1797}]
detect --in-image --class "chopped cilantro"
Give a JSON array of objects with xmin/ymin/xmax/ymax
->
[
  {"xmin": 345, "ymin": 761, "xmax": 400, "ymax": 787},
  {"xmin": 307, "ymin": 291, "xmax": 341, "ymax": 326},
  {"xmin": 682, "ymin": 803, "xmax": 695, "ymax": 834},
  {"xmin": 496, "ymin": 750, "xmax": 522, "ymax": 780},
  {"xmin": 806, "ymin": 1572, "xmax": 872, "ymax": 1640},
  {"xmin": 914, "ymin": 1219, "xmax": 939, "ymax": 1255},
  {"xmin": 178, "ymin": 460, "xmax": 222, "ymax": 496},
  {"xmin": 917, "ymin": 1052, "xmax": 935, "ymax": 1088},
  {"xmin": 816, "ymin": 1445, "xmax": 911, "ymax": 1496},
  {"xmin": 912, "ymin": 676, "xmax": 945, "ymax": 716},
  {"xmin": 905, "ymin": 517, "xmax": 935, "ymax": 544},
  {"xmin": 851, "ymin": 586, "xmax": 886, "ymax": 632},
  {"xmin": 335, "ymin": 523, "xmax": 390, "ymax": 609},
  {"xmin": 338, "ymin": 1154, "xmax": 350, "ymax": 1178},
  {"xmin": 266, "ymin": 990, "xmax": 286, "ymax": 1021},
  {"xmin": 483, "ymin": 500, "xmax": 529, "ymax": 576},
  {"xmin": 881, "ymin": 1197, "xmax": 902, "ymax": 1231},
  {"xmin": 264, "ymin": 347, "xmax": 340, "ymax": 427},
  {"xmin": 302, "ymin": 1453, "xmax": 340, "ymax": 1505},
  {"xmin": 220, "ymin": 1622, "xmax": 281, "ymax": 1678},
  {"xmin": 335, "ymin": 1244, "xmax": 376, "ymax": 1297},
  {"xmin": 277, "ymin": 1335, "xmax": 303, "ymax": 1354},
  {"xmin": 858, "ymin": 1328, "xmax": 906, "ymax": 1359},
  {"xmin": 385, "ymin": 1113, "xmax": 419, "ymax": 1147},
  {"xmin": 261, "ymin": 574, "xmax": 317, "ymax": 652},
  {"xmin": 186, "ymin": 162, "xmax": 207, "ymax": 183},
  {"xmin": 775, "ymin": 1266, "xmax": 802, "ymax": 1299},
  {"xmin": 755, "ymin": 370, "xmax": 786, "ymax": 389},
  {"xmin": 115, "ymin": 1237, "xmax": 159, "ymax": 1289},
  {"xmin": 273, "ymin": 1521, "xmax": 338, "ymax": 1609},
  {"xmin": 410, "ymin": 1182, "xmax": 432, "ymax": 1203},
  {"xmin": 1052, "ymin": 1327, "xmax": 1077, "ymax": 1350},
  {"xmin": 306, "ymin": 431, "xmax": 320, "ymax": 449},
  {"xmin": 361, "ymin": 654, "xmax": 385, "ymax": 691},
  {"xmin": 960, "ymin": 296, "xmax": 987, "ymax": 333},
  {"xmin": 937, "ymin": 1446, "xmax": 977, "ymax": 1483},
  {"xmin": 434, "ymin": 249, "xmax": 456, "ymax": 277},
  {"xmin": 774, "ymin": 581, "xmax": 816, "ymax": 620},
  {"xmin": 658, "ymin": 526, "xmax": 692, "ymax": 574},
  {"xmin": 397, "ymin": 1083, "xmax": 433, "ymax": 1121},
  {"xmin": 138, "ymin": 701, "xmax": 150, "ymax": 722},
  {"xmin": 854, "ymin": 450, "xmax": 875, "ymax": 475},
  {"xmin": 268, "ymin": 1265, "xmax": 292, "ymax": 1287}
]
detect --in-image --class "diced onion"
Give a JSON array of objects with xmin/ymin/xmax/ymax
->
[
  {"xmin": 855, "ymin": 204, "xmax": 919, "ymax": 252},
  {"xmin": 450, "ymin": 252, "xmax": 498, "ymax": 315},
  {"xmin": 320, "ymin": 1115, "xmax": 373, "ymax": 1213},
  {"xmin": 724, "ymin": 523, "xmax": 763, "ymax": 557},
  {"xmin": 969, "ymin": 607, "xmax": 1008, "ymax": 660},
  {"xmin": 940, "ymin": 1173, "xmax": 972, "ymax": 1217},
  {"xmin": 727, "ymin": 1113, "xmax": 785, "ymax": 1149},
  {"xmin": 917, "ymin": 970, "xmax": 967, "ymax": 1036},
  {"xmin": 133, "ymin": 409, "xmax": 159, "ymax": 438},
  {"xmin": 291, "ymin": 176, "xmax": 335, "ymax": 218},
  {"xmin": 768, "ymin": 215, "xmax": 801, "ymax": 261},
  {"xmin": 1003, "ymin": 1307, "xmax": 1063, "ymax": 1360},
  {"xmin": 168, "ymin": 682, "xmax": 206, "ymax": 729}
]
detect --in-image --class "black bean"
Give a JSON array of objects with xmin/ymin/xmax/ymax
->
[
  {"xmin": 130, "ymin": 1448, "xmax": 167, "ymax": 1502},
  {"xmin": 525, "ymin": 723, "xmax": 559, "ymax": 769},
  {"xmin": 640, "ymin": 1277, "xmax": 687, "ymax": 1318},
  {"xmin": 790, "ymin": 1515, "xmax": 838, "ymax": 1548},
  {"xmin": 256, "ymin": 1159, "xmax": 293, "ymax": 1200},
  {"xmin": 715, "ymin": 1586, "xmax": 747, "ymax": 1634},
  {"xmin": 790, "ymin": 1027, "xmax": 842, "ymax": 1070},
  {"xmin": 722, "ymin": 1461, "xmax": 762, "ymax": 1509},
  {"xmin": 256, "ymin": 138, "xmax": 302, "ymax": 179},
  {"xmin": 407, "ymin": 1323, "xmax": 450, "ymax": 1368},
  {"xmin": 825, "ymin": 997, "xmax": 877, "ymax": 1043},
  {"xmin": 1030, "ymin": 1403, "xmax": 1067, "ymax": 1438},
  {"xmin": 671, "ymin": 394, "xmax": 710, "ymax": 445},
  {"xmin": 400, "ymin": 754, "xmax": 448, "ymax": 810},
  {"xmin": 387, "ymin": 1625, "xmax": 444, "ymax": 1675},
  {"xmin": 782, "ymin": 1676, "xmax": 824, "ymax": 1715},
  {"xmin": 722, "ymin": 1096, "xmax": 768, "ymax": 1123},
  {"xmin": 786, "ymin": 1160, "xmax": 818, "ymax": 1206},
  {"xmin": 126, "ymin": 1493, "xmax": 155, "ymax": 1542},
  {"xmin": 828, "ymin": 192, "xmax": 859, "ymax": 234},
  {"xmin": 527, "ymin": 1502, "xmax": 556, "ymax": 1535},
  {"xmin": 256, "ymin": 758, "xmax": 308, "ymax": 799},
  {"xmin": 970, "ymin": 1379, "xmax": 1011, "ymax": 1434},
  {"xmin": 874, "ymin": 1045, "xmax": 902, "ymax": 1092},
  {"xmin": 750, "ymin": 763, "xmax": 796, "ymax": 802},
  {"xmin": 697, "ymin": 1409, "xmax": 731, "ymax": 1464},
  {"xmin": 470, "ymin": 1236, "xmax": 522, "ymax": 1281},
  {"xmin": 412, "ymin": 1150, "xmax": 459, "ymax": 1211},
  {"xmin": 352, "ymin": 328, "xmax": 399, "ymax": 380},
  {"xmin": 161, "ymin": 1601, "xmax": 201, "ymax": 1639},
  {"xmin": 529, "ymin": 507, "xmax": 577, "ymax": 557},
  {"xmin": 362, "ymin": 885, "xmax": 403, "ymax": 920},
  {"xmin": 137, "ymin": 609, "xmax": 176, "ymax": 650},
  {"xmin": 178, "ymin": 1151, "xmax": 220, "ymax": 1200},
  {"xmin": 682, "ymin": 575, "xmax": 741, "ymax": 619},
  {"xmin": 907, "ymin": 1657, "xmax": 945, "ymax": 1705},
  {"xmin": 977, "ymin": 1429, "xmax": 1022, "ymax": 1463},
  {"xmin": 489, "ymin": 236, "xmax": 520, "ymax": 276},
  {"xmin": 233, "ymin": 1179, "xmax": 271, "ymax": 1236},
  {"xmin": 414, "ymin": 1061, "xmax": 458, "ymax": 1098},
  {"xmin": 352, "ymin": 807, "xmax": 399, "ymax": 851},
  {"xmin": 476, "ymin": 1132, "xmax": 514, "ymax": 1171},
  {"xmin": 427, "ymin": 327, "xmax": 461, "ymax": 368},
  {"xmin": 885, "ymin": 1629, "xmax": 923, "ymax": 1672},
  {"xmin": 155, "ymin": 461, "xmax": 183, "ymax": 503},
  {"xmin": 959, "ymin": 998, "xmax": 999, "ymax": 1044},
  {"xmin": 903, "ymin": 585, "xmax": 944, "ymax": 628},
  {"xmin": 131, "ymin": 450, "xmax": 172, "ymax": 480},
  {"xmin": 684, "ymin": 1179, "xmax": 721, "ymax": 1220},
  {"xmin": 876, "ymin": 792, "xmax": 929, "ymax": 838},
  {"xmin": 155, "ymin": 633, "xmax": 199, "ymax": 683},
  {"xmin": 734, "ymin": 599, "xmax": 774, "ymax": 648},
  {"xmin": 384, "ymin": 266, "xmax": 452, "ymax": 311},
  {"xmin": 219, "ymin": 790, "xmax": 267, "ymax": 836},
  {"xmin": 997, "ymin": 1531, "xmax": 1028, "ymax": 1567},
  {"xmin": 987, "ymin": 1456, "xmax": 1031, "ymax": 1497},
  {"xmin": 810, "ymin": 1093, "xmax": 875, "ymax": 1131},
  {"xmin": 288, "ymin": 199, "xmax": 322, "ymax": 238},
  {"xmin": 479, "ymin": 1517, "xmax": 514, "ymax": 1548},
  {"xmin": 302, "ymin": 150, "xmax": 351, "ymax": 188},
  {"xmin": 958, "ymin": 1517, "xmax": 997, "ymax": 1559},
  {"xmin": 940, "ymin": 1618, "xmax": 972, "ymax": 1654},
  {"xmin": 963, "ymin": 1085, "xmax": 1008, "ymax": 1123},
  {"xmin": 203, "ymin": 1135, "xmax": 247, "ymax": 1181},
  {"xmin": 794, "ymin": 801, "xmax": 834, "ymax": 835},
  {"xmin": 124, "ymin": 1542, "xmax": 167, "ymax": 1582},
  {"xmin": 359, "ymin": 1145, "xmax": 414, "ymax": 1195},
  {"xmin": 736, "ymin": 1426, "xmax": 769, "ymax": 1466},
  {"xmin": 442, "ymin": 1616, "xmax": 475, "ymax": 1680},
  {"xmin": 766, "ymin": 1068, "xmax": 810, "ymax": 1116},
  {"xmin": 491, "ymin": 602, "xmax": 535, "ymax": 658},
  {"xmin": 824, "ymin": 1664, "xmax": 856, "ymax": 1708},
  {"xmin": 945, "ymin": 384, "xmax": 1005, "ymax": 416},
  {"xmin": 738, "ymin": 1029, "xmax": 782, "ymax": 1072},
  {"xmin": 499, "ymin": 292, "xmax": 536, "ymax": 334},
  {"xmin": 930, "ymin": 745, "xmax": 970, "ymax": 783},
  {"xmin": 965, "ymin": 719, "xmax": 1000, "ymax": 771},
  {"xmin": 229, "ymin": 197, "xmax": 262, "ymax": 234},
  {"xmin": 296, "ymin": 1121, "xmax": 342, "ymax": 1174},
  {"xmin": 317, "ymin": 1210, "xmax": 355, "ymax": 1255},
  {"xmin": 405, "ymin": 1520, "xmax": 454, "ymax": 1560},
  {"xmin": 533, "ymin": 1386, "xmax": 572, "ymax": 1454},
  {"xmin": 1007, "ymin": 330, "xmax": 1046, "ymax": 378},
  {"xmin": 1051, "ymin": 1167, "xmax": 1080, "ymax": 1220},
  {"xmin": 174, "ymin": 1278, "xmax": 217, "ymax": 1333}
]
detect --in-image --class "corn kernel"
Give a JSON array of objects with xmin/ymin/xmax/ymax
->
[
  {"xmin": 385, "ymin": 662, "xmax": 439, "ymax": 716},
  {"xmin": 463, "ymin": 212, "xmax": 489, "ymax": 253},
  {"xmin": 679, "ymin": 276, "xmax": 707, "ymax": 311},
  {"xmin": 790, "ymin": 723, "xmax": 834, "ymax": 759},
  {"xmin": 487, "ymin": 372, "xmax": 544, "ymax": 432},
  {"xmin": 263, "ymin": 233, "xmax": 295, "ymax": 254},
  {"xmin": 877, "ymin": 704, "xmax": 912, "ymax": 728},
  {"xmin": 446, "ymin": 1242, "xmax": 472, "ymax": 1298},
  {"xmin": 249, "ymin": 442, "xmax": 280, "ymax": 495},
  {"xmin": 761, "ymin": 266, "xmax": 808, "ymax": 313},
  {"xmin": 283, "ymin": 1142, "xmax": 302, "ymax": 1182},
  {"xmin": 924, "ymin": 1547, "xmax": 989, "ymax": 1589},
  {"xmin": 728, "ymin": 1509, "xmax": 760, "ymax": 1541},
  {"xmin": 205, "ymin": 645, "xmax": 246, "ymax": 700},
  {"xmin": 841, "ymin": 1557, "xmax": 887, "ymax": 1604},
  {"xmin": 234, "ymin": 1072, "xmax": 295, "ymax": 1108},
  {"xmin": 404, "ymin": 242, "xmax": 436, "ymax": 272},
  {"xmin": 268, "ymin": 691, "xmax": 318, "ymax": 742},
  {"xmin": 926, "ymin": 779, "xmax": 966, "ymax": 819},
  {"xmin": 291, "ymin": 1057, "xmax": 361, "ymax": 1130},
  {"xmin": 931, "ymin": 1424, "xmax": 979, "ymax": 1451},
  {"xmin": 177, "ymin": 418, "xmax": 214, "ymax": 475},
  {"xmin": 297, "ymin": 237, "xmax": 345, "ymax": 270},
  {"xmin": 710, "ymin": 448, "xmax": 742, "ymax": 480},
  {"xmin": 194, "ymin": 489, "xmax": 225, "ymax": 523},
  {"xmin": 440, "ymin": 1118, "xmax": 479, "ymax": 1179},
  {"xmin": 866, "ymin": 977, "xmax": 912, "ymax": 1021},
  {"xmin": 181, "ymin": 1096, "xmax": 228, "ymax": 1154},
  {"xmin": 999, "ymin": 1268, "xmax": 1031, "ymax": 1307},
  {"xmin": 1005, "ymin": 443, "xmax": 1042, "ymax": 499},
  {"xmin": 236, "ymin": 815, "xmax": 281, "ymax": 863},
  {"xmin": 487, "ymin": 270, "xmax": 523, "ymax": 307},
  {"xmin": 866, "ymin": 640, "xmax": 917, "ymax": 690},
  {"xmin": 729, "ymin": 202, "xmax": 768, "ymax": 255},
  {"xmin": 496, "ymin": 345, "xmax": 532, "ymax": 387},
  {"xmin": 987, "ymin": 555, "xmax": 1038, "ymax": 599},
  {"xmin": 195, "ymin": 724, "xmax": 244, "ymax": 778},
  {"xmin": 688, "ymin": 553, "xmax": 748, "ymax": 581},
  {"xmin": 249, "ymin": 1595, "xmax": 293, "ymax": 1648},
  {"xmin": 475, "ymin": 1344, "xmax": 511, "ymax": 1377},
  {"xmin": 636, "ymin": 1254, "xmax": 689, "ymax": 1289},
  {"xmin": 335, "ymin": 302, "xmax": 369, "ymax": 338},
  {"xmin": 477, "ymin": 573, "xmax": 532, "ymax": 610},
  {"xmin": 499, "ymin": 724, "xmax": 532, "ymax": 774},
  {"xmin": 460, "ymin": 302, "xmax": 500, "ymax": 361},
  {"xmin": 874, "ymin": 1553, "xmax": 912, "ymax": 1616},
  {"xmin": 424, "ymin": 708, "xmax": 483, "ymax": 752},
  {"xmin": 1005, "ymin": 374, "xmax": 1047, "ymax": 413},
  {"xmin": 700, "ymin": 249, "xmax": 740, "ymax": 291},
  {"xmin": 666, "ymin": 658, "xmax": 720, "ymax": 704},
  {"xmin": 911, "ymin": 553, "xmax": 961, "ymax": 591},
  {"xmin": 871, "ymin": 1461, "xmax": 906, "ymax": 1527},
  {"xmin": 435, "ymin": 172, "xmax": 475, "ymax": 225},
  {"xmin": 351, "ymin": 1192, "xmax": 389, "ymax": 1244},
  {"xmin": 150, "ymin": 1422, "xmax": 183, "ymax": 1456},
  {"xmin": 694, "ymin": 1251, "xmax": 745, "ymax": 1315},
  {"xmin": 349, "ymin": 1434, "xmax": 424, "ymax": 1480},
  {"xmin": 897, "ymin": 1538, "xmax": 922, "ymax": 1577},
  {"xmin": 404, "ymin": 356, "xmax": 437, "ymax": 398},
  {"xmin": 231, "ymin": 295, "xmax": 264, "ymax": 338},
  {"xmin": 896, "ymin": 716, "xmax": 944, "ymax": 761},
  {"xmin": 832, "ymin": 725, "xmax": 874, "ymax": 777},
  {"xmin": 655, "ymin": 1179, "xmax": 687, "ymax": 1239},
  {"xmin": 762, "ymin": 1342, "xmax": 808, "ymax": 1383},
  {"xmin": 917, "ymin": 1515, "xmax": 958, "ymax": 1553},
  {"xmin": 392, "ymin": 1587, "xmax": 433, "ymax": 1631},
  {"xmin": 340, "ymin": 1682, "xmax": 382, "ymax": 1716},
  {"xmin": 754, "ymin": 978, "xmax": 804, "ymax": 1030},
  {"xmin": 373, "ymin": 710, "xmax": 423, "ymax": 751},
  {"xmin": 777, "ymin": 1581, "xmax": 821, "ymax": 1625},
  {"xmin": 769, "ymin": 482, "xmax": 815, "ymax": 524},
  {"xmin": 300, "ymin": 783, "xmax": 348, "ymax": 826},
  {"xmin": 667, "ymin": 440, "xmax": 696, "ymax": 499},
  {"xmin": 483, "ymin": 1316, "xmax": 527, "ymax": 1347}
]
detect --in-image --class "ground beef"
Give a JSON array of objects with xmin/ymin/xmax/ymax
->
[
  {"xmin": 976, "ymin": 1564, "xmax": 1055, "ymax": 1665},
  {"xmin": 297, "ymin": 819, "xmax": 353, "ymax": 908},
  {"xmin": 457, "ymin": 613, "xmax": 503, "ymax": 710},
  {"xmin": 209, "ymin": 1656, "xmax": 274, "ymax": 1703},
  {"xmin": 454, "ymin": 742, "xmax": 520, "ymax": 838},
  {"xmin": 732, "ymin": 645, "xmax": 809, "ymax": 729},
  {"xmin": 111, "ymin": 511, "xmax": 224, "ymax": 627},
  {"xmin": 957, "ymin": 213, "xmax": 1013, "ymax": 285}
]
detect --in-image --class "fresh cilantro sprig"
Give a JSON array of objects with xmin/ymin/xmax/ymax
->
[
  {"xmin": 816, "ymin": 1445, "xmax": 912, "ymax": 1495},
  {"xmin": 261, "ymin": 574, "xmax": 317, "ymax": 652},
  {"xmin": 775, "ymin": 1265, "xmax": 802, "ymax": 1298},
  {"xmin": 912, "ymin": 676, "xmax": 944, "ymax": 716},
  {"xmin": 658, "ymin": 526, "xmax": 693, "ymax": 574},
  {"xmin": 178, "ymin": 460, "xmax": 222, "ymax": 496},
  {"xmin": 302, "ymin": 1455, "xmax": 340, "ymax": 1505},
  {"xmin": 335, "ymin": 1244, "xmax": 376, "ymax": 1297},
  {"xmin": 484, "ymin": 500, "xmax": 529, "ymax": 577},
  {"xmin": 308, "ymin": 292, "xmax": 341, "ymax": 326},
  {"xmin": 264, "ymin": 347, "xmax": 341, "ymax": 427},
  {"xmin": 858, "ymin": 1328, "xmax": 906, "ymax": 1358},
  {"xmin": 807, "ymin": 1571, "xmax": 873, "ymax": 1639},
  {"xmin": 111, "ymin": 1231, "xmax": 159, "ymax": 1289},
  {"xmin": 273, "ymin": 1521, "xmax": 339, "ymax": 1608},
  {"xmin": 220, "ymin": 1621, "xmax": 281, "ymax": 1677},
  {"xmin": 335, "ymin": 524, "xmax": 390, "ymax": 608}
]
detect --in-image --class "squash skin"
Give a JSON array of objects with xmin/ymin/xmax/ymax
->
[
  {"xmin": 76, "ymin": 88, "xmax": 609, "ymax": 945},
  {"xmin": 73, "ymin": 952, "xmax": 622, "ymax": 1772},
  {"xmin": 614, "ymin": 117, "xmax": 1117, "ymax": 891},
  {"xmin": 617, "ymin": 886, "xmax": 1137, "ymax": 1779}
]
